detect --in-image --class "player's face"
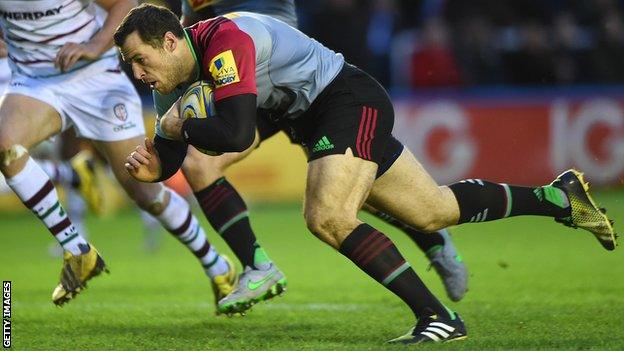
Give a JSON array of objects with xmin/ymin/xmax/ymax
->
[{"xmin": 120, "ymin": 31, "xmax": 181, "ymax": 94}]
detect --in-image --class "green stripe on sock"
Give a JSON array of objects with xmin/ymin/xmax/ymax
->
[
  {"xmin": 202, "ymin": 255, "xmax": 220, "ymax": 269},
  {"xmin": 425, "ymin": 245, "xmax": 443, "ymax": 257},
  {"xmin": 59, "ymin": 233, "xmax": 78, "ymax": 246},
  {"xmin": 444, "ymin": 306, "xmax": 457, "ymax": 320},
  {"xmin": 39, "ymin": 202, "xmax": 61, "ymax": 220},
  {"xmin": 542, "ymin": 185, "xmax": 569, "ymax": 208},
  {"xmin": 253, "ymin": 244, "xmax": 271, "ymax": 266},
  {"xmin": 217, "ymin": 211, "xmax": 249, "ymax": 234},
  {"xmin": 181, "ymin": 225, "xmax": 200, "ymax": 244},
  {"xmin": 502, "ymin": 183, "xmax": 512, "ymax": 218},
  {"xmin": 382, "ymin": 262, "xmax": 411, "ymax": 286}
]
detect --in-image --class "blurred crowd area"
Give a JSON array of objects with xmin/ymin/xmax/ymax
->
[
  {"xmin": 298, "ymin": 0, "xmax": 624, "ymax": 89},
  {"xmin": 154, "ymin": 0, "xmax": 624, "ymax": 92}
]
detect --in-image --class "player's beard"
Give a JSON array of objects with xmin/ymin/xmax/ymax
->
[{"xmin": 159, "ymin": 55, "xmax": 185, "ymax": 94}]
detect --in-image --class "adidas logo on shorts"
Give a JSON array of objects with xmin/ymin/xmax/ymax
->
[{"xmin": 312, "ymin": 136, "xmax": 335, "ymax": 153}]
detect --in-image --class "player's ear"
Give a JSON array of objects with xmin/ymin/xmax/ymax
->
[{"xmin": 163, "ymin": 31, "xmax": 177, "ymax": 52}]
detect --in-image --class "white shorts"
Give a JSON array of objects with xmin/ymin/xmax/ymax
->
[
  {"xmin": 0, "ymin": 58, "xmax": 10, "ymax": 94},
  {"xmin": 5, "ymin": 67, "xmax": 145, "ymax": 141}
]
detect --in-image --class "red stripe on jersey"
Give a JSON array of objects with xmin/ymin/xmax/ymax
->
[{"xmin": 40, "ymin": 18, "xmax": 95, "ymax": 44}]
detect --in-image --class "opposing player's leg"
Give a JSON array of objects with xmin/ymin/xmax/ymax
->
[
  {"xmin": 0, "ymin": 94, "xmax": 107, "ymax": 306},
  {"xmin": 93, "ymin": 136, "xmax": 237, "ymax": 307},
  {"xmin": 185, "ymin": 126, "xmax": 287, "ymax": 315},
  {"xmin": 367, "ymin": 146, "xmax": 617, "ymax": 250},
  {"xmin": 38, "ymin": 147, "xmax": 105, "ymax": 224}
]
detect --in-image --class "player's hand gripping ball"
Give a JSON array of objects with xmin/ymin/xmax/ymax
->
[{"xmin": 179, "ymin": 81, "xmax": 222, "ymax": 156}]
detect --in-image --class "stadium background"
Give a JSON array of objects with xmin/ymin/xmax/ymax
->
[
  {"xmin": 1, "ymin": 1, "xmax": 624, "ymax": 350},
  {"xmin": 2, "ymin": 0, "xmax": 624, "ymax": 208}
]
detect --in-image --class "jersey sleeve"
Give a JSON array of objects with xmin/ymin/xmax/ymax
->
[{"xmin": 200, "ymin": 26, "xmax": 257, "ymax": 102}]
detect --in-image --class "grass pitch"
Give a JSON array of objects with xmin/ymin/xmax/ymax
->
[{"xmin": 1, "ymin": 190, "xmax": 623, "ymax": 350}]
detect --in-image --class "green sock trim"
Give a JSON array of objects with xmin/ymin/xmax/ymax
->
[
  {"xmin": 181, "ymin": 225, "xmax": 200, "ymax": 244},
  {"xmin": 502, "ymin": 183, "xmax": 512, "ymax": 218},
  {"xmin": 59, "ymin": 233, "xmax": 79, "ymax": 246},
  {"xmin": 541, "ymin": 185, "xmax": 569, "ymax": 208},
  {"xmin": 218, "ymin": 211, "xmax": 249, "ymax": 234},
  {"xmin": 425, "ymin": 245, "xmax": 444, "ymax": 257},
  {"xmin": 253, "ymin": 244, "xmax": 271, "ymax": 266},
  {"xmin": 382, "ymin": 262, "xmax": 411, "ymax": 285},
  {"xmin": 202, "ymin": 255, "xmax": 220, "ymax": 269},
  {"xmin": 39, "ymin": 201, "xmax": 61, "ymax": 220},
  {"xmin": 444, "ymin": 306, "xmax": 456, "ymax": 320}
]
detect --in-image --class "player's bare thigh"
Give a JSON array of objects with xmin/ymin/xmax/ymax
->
[
  {"xmin": 181, "ymin": 130, "xmax": 260, "ymax": 191},
  {"xmin": 304, "ymin": 148, "xmax": 378, "ymax": 249},
  {"xmin": 0, "ymin": 94, "xmax": 62, "ymax": 176},
  {"xmin": 366, "ymin": 147, "xmax": 460, "ymax": 232}
]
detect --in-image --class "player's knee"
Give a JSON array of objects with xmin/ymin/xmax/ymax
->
[
  {"xmin": 120, "ymin": 178, "xmax": 169, "ymax": 215},
  {"xmin": 138, "ymin": 187, "xmax": 169, "ymax": 215},
  {"xmin": 0, "ymin": 142, "xmax": 28, "ymax": 169},
  {"xmin": 182, "ymin": 153, "xmax": 223, "ymax": 176},
  {"xmin": 304, "ymin": 207, "xmax": 357, "ymax": 246},
  {"xmin": 413, "ymin": 210, "xmax": 452, "ymax": 233}
]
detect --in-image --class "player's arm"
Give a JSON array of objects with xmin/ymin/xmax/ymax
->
[
  {"xmin": 126, "ymin": 93, "xmax": 188, "ymax": 183},
  {"xmin": 55, "ymin": 0, "xmax": 137, "ymax": 71},
  {"xmin": 181, "ymin": 93, "xmax": 257, "ymax": 152}
]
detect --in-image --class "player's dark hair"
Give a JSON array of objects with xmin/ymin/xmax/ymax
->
[{"xmin": 114, "ymin": 3, "xmax": 184, "ymax": 49}]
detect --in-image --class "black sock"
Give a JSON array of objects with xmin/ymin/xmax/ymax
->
[
  {"xmin": 371, "ymin": 210, "xmax": 444, "ymax": 253},
  {"xmin": 339, "ymin": 223, "xmax": 451, "ymax": 320},
  {"xmin": 449, "ymin": 179, "xmax": 571, "ymax": 224},
  {"xmin": 194, "ymin": 177, "xmax": 268, "ymax": 268}
]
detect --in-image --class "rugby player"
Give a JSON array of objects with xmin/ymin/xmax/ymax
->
[
  {"xmin": 115, "ymin": 5, "xmax": 617, "ymax": 343},
  {"xmin": 0, "ymin": 0, "xmax": 236, "ymax": 308},
  {"xmin": 169, "ymin": 0, "xmax": 467, "ymax": 306}
]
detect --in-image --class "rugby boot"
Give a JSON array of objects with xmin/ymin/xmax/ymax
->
[
  {"xmin": 217, "ymin": 263, "xmax": 287, "ymax": 316},
  {"xmin": 70, "ymin": 150, "xmax": 104, "ymax": 216},
  {"xmin": 426, "ymin": 229, "xmax": 468, "ymax": 302},
  {"xmin": 52, "ymin": 244, "xmax": 109, "ymax": 306},
  {"xmin": 211, "ymin": 255, "xmax": 238, "ymax": 316},
  {"xmin": 551, "ymin": 169, "xmax": 617, "ymax": 250},
  {"xmin": 388, "ymin": 312, "xmax": 467, "ymax": 344}
]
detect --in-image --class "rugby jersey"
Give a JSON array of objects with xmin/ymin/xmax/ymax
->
[{"xmin": 0, "ymin": 0, "xmax": 119, "ymax": 78}]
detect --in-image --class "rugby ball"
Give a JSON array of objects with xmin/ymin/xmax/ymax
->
[{"xmin": 180, "ymin": 81, "xmax": 222, "ymax": 156}]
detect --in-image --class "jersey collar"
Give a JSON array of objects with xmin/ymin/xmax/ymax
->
[{"xmin": 183, "ymin": 28, "xmax": 201, "ymax": 81}]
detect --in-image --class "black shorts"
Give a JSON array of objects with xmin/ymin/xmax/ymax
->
[
  {"xmin": 256, "ymin": 114, "xmax": 281, "ymax": 142},
  {"xmin": 282, "ymin": 64, "xmax": 400, "ymax": 173}
]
